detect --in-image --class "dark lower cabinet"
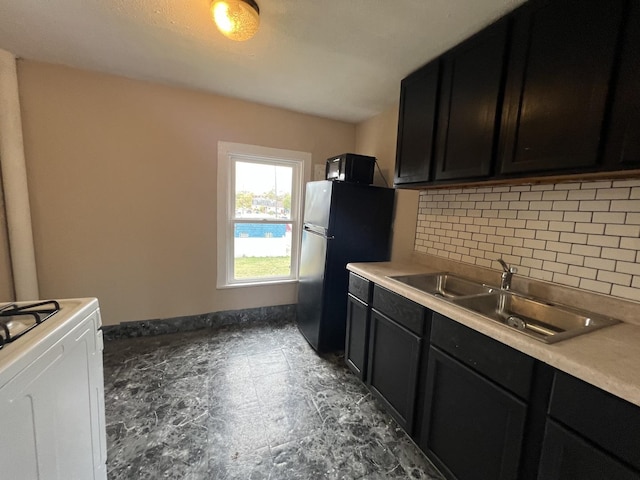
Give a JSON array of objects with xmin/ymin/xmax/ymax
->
[
  {"xmin": 367, "ymin": 308, "xmax": 422, "ymax": 434},
  {"xmin": 537, "ymin": 421, "xmax": 639, "ymax": 480},
  {"xmin": 421, "ymin": 346, "xmax": 527, "ymax": 480},
  {"xmin": 344, "ymin": 294, "xmax": 369, "ymax": 381}
]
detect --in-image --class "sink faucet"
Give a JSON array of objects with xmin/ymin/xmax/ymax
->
[{"xmin": 497, "ymin": 258, "xmax": 517, "ymax": 290}]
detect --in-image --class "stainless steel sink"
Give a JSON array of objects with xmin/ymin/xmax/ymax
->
[
  {"xmin": 388, "ymin": 272, "xmax": 495, "ymax": 299},
  {"xmin": 452, "ymin": 291, "xmax": 620, "ymax": 343}
]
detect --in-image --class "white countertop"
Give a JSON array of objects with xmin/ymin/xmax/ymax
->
[{"xmin": 348, "ymin": 261, "xmax": 640, "ymax": 408}]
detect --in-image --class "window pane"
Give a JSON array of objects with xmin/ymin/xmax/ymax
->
[
  {"xmin": 235, "ymin": 161, "xmax": 293, "ymax": 220},
  {"xmin": 233, "ymin": 222, "xmax": 292, "ymax": 279}
]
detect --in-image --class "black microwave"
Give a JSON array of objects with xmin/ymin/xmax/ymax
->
[{"xmin": 325, "ymin": 153, "xmax": 375, "ymax": 184}]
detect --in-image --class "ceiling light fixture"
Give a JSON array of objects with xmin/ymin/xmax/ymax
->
[{"xmin": 211, "ymin": 0, "xmax": 260, "ymax": 42}]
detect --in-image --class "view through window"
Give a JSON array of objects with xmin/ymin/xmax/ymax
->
[
  {"xmin": 217, "ymin": 142, "xmax": 309, "ymax": 288},
  {"xmin": 232, "ymin": 158, "xmax": 296, "ymax": 281}
]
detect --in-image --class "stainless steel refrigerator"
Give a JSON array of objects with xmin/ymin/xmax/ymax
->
[{"xmin": 296, "ymin": 180, "xmax": 394, "ymax": 352}]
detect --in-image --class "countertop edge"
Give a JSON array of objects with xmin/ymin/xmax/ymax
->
[{"xmin": 347, "ymin": 261, "xmax": 640, "ymax": 408}]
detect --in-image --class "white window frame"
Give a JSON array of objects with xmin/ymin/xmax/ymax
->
[{"xmin": 217, "ymin": 141, "xmax": 311, "ymax": 288}]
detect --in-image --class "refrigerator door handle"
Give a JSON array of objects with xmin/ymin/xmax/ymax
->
[{"xmin": 304, "ymin": 224, "xmax": 334, "ymax": 240}]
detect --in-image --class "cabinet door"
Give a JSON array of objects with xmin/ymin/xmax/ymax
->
[
  {"xmin": 394, "ymin": 61, "xmax": 440, "ymax": 185},
  {"xmin": 538, "ymin": 421, "xmax": 640, "ymax": 480},
  {"xmin": 345, "ymin": 294, "xmax": 370, "ymax": 381},
  {"xmin": 499, "ymin": 0, "xmax": 625, "ymax": 175},
  {"xmin": 421, "ymin": 347, "xmax": 527, "ymax": 480},
  {"xmin": 603, "ymin": 0, "xmax": 640, "ymax": 169},
  {"xmin": 434, "ymin": 19, "xmax": 508, "ymax": 181},
  {"xmin": 367, "ymin": 309, "xmax": 422, "ymax": 433}
]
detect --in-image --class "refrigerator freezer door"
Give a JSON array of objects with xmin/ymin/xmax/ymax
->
[
  {"xmin": 303, "ymin": 181, "xmax": 333, "ymax": 231},
  {"xmin": 297, "ymin": 228, "xmax": 328, "ymax": 350}
]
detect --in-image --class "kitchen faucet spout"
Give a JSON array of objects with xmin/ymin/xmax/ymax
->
[{"xmin": 497, "ymin": 258, "xmax": 517, "ymax": 290}]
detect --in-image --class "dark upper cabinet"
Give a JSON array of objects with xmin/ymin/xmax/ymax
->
[
  {"xmin": 394, "ymin": 61, "xmax": 440, "ymax": 185},
  {"xmin": 603, "ymin": 0, "xmax": 640, "ymax": 169},
  {"xmin": 433, "ymin": 19, "xmax": 509, "ymax": 181},
  {"xmin": 499, "ymin": 0, "xmax": 625, "ymax": 175}
]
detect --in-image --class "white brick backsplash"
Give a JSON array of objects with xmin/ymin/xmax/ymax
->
[
  {"xmin": 575, "ymin": 222, "xmax": 605, "ymax": 235},
  {"xmin": 579, "ymin": 200, "xmax": 611, "ymax": 212},
  {"xmin": 518, "ymin": 210, "xmax": 540, "ymax": 220},
  {"xmin": 592, "ymin": 212, "xmax": 626, "ymax": 224},
  {"xmin": 611, "ymin": 199, "xmax": 640, "ymax": 212},
  {"xmin": 582, "ymin": 180, "xmax": 612, "ymax": 189},
  {"xmin": 539, "ymin": 211, "xmax": 564, "ymax": 221},
  {"xmin": 556, "ymin": 253, "xmax": 584, "ymax": 266},
  {"xmin": 597, "ymin": 270, "xmax": 632, "ymax": 286},
  {"xmin": 529, "ymin": 201, "xmax": 553, "ymax": 210},
  {"xmin": 521, "ymin": 191, "xmax": 543, "ymax": 201},
  {"xmin": 568, "ymin": 265, "xmax": 597, "ymax": 279},
  {"xmin": 611, "ymin": 284, "xmax": 640, "ymax": 302},
  {"xmin": 521, "ymin": 257, "xmax": 543, "ymax": 269},
  {"xmin": 531, "ymin": 184, "xmax": 554, "ymax": 191},
  {"xmin": 571, "ymin": 244, "xmax": 601, "ymax": 258},
  {"xmin": 612, "ymin": 179, "xmax": 640, "ymax": 187},
  {"xmin": 579, "ymin": 278, "xmax": 612, "ymax": 295},
  {"xmin": 552, "ymin": 201, "xmax": 579, "ymax": 211},
  {"xmin": 542, "ymin": 190, "xmax": 568, "ymax": 201},
  {"xmin": 546, "ymin": 241, "xmax": 572, "ymax": 253},
  {"xmin": 625, "ymin": 213, "xmax": 640, "ymax": 224},
  {"xmin": 600, "ymin": 247, "xmax": 636, "ymax": 262},
  {"xmin": 416, "ymin": 180, "xmax": 640, "ymax": 303},
  {"xmin": 567, "ymin": 189, "xmax": 597, "ymax": 200},
  {"xmin": 535, "ymin": 230, "xmax": 560, "ymax": 241},
  {"xmin": 553, "ymin": 273, "xmax": 581, "ymax": 288},
  {"xmin": 524, "ymin": 239, "xmax": 546, "ymax": 250},
  {"xmin": 564, "ymin": 211, "xmax": 592, "ymax": 222},
  {"xmin": 559, "ymin": 232, "xmax": 588, "ymax": 244},
  {"xmin": 587, "ymin": 235, "xmax": 620, "ymax": 248},
  {"xmin": 617, "ymin": 261, "xmax": 640, "ymax": 276},
  {"xmin": 596, "ymin": 188, "xmax": 630, "ymax": 200},
  {"xmin": 584, "ymin": 257, "xmax": 616, "ymax": 271},
  {"xmin": 533, "ymin": 249, "xmax": 557, "ymax": 261},
  {"xmin": 548, "ymin": 221, "xmax": 575, "ymax": 232},
  {"xmin": 526, "ymin": 220, "xmax": 549, "ymax": 230},
  {"xmin": 620, "ymin": 237, "xmax": 640, "ymax": 250}
]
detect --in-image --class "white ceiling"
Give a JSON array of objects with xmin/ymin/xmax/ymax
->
[{"xmin": 0, "ymin": 0, "xmax": 526, "ymax": 123}]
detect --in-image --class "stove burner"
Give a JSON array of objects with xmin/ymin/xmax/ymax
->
[{"xmin": 0, "ymin": 300, "xmax": 60, "ymax": 349}]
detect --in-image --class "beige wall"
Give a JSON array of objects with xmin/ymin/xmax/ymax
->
[
  {"xmin": 18, "ymin": 61, "xmax": 355, "ymax": 325},
  {"xmin": 355, "ymin": 103, "xmax": 418, "ymax": 261},
  {"xmin": 0, "ymin": 179, "xmax": 14, "ymax": 301}
]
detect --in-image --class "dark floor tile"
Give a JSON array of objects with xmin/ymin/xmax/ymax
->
[{"xmin": 104, "ymin": 320, "xmax": 444, "ymax": 480}]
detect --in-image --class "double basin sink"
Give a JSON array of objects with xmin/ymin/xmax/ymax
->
[{"xmin": 388, "ymin": 272, "xmax": 620, "ymax": 343}]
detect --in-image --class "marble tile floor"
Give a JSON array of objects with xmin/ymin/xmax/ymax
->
[{"xmin": 104, "ymin": 319, "xmax": 444, "ymax": 479}]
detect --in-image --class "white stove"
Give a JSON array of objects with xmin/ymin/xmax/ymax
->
[{"xmin": 0, "ymin": 298, "xmax": 107, "ymax": 480}]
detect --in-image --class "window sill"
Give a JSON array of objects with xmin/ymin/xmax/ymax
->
[{"xmin": 216, "ymin": 278, "xmax": 298, "ymax": 290}]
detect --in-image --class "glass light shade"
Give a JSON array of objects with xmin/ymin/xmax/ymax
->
[{"xmin": 211, "ymin": 0, "xmax": 260, "ymax": 41}]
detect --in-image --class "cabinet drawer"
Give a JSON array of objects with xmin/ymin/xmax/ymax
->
[
  {"xmin": 348, "ymin": 273, "xmax": 371, "ymax": 303},
  {"xmin": 430, "ymin": 313, "xmax": 534, "ymax": 399},
  {"xmin": 548, "ymin": 371, "xmax": 640, "ymax": 471},
  {"xmin": 372, "ymin": 285, "xmax": 425, "ymax": 335}
]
